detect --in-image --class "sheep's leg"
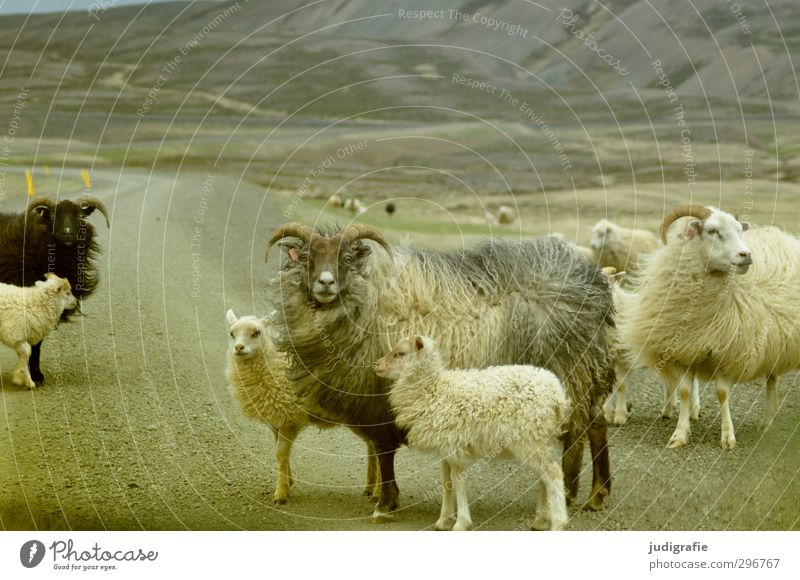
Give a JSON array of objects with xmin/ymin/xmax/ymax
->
[
  {"xmin": 716, "ymin": 379, "xmax": 736, "ymax": 449},
  {"xmin": 602, "ymin": 391, "xmax": 616, "ymax": 424},
  {"xmin": 434, "ymin": 460, "xmax": 456, "ymax": 530},
  {"xmin": 690, "ymin": 376, "xmax": 702, "ymax": 420},
  {"xmin": 610, "ymin": 360, "xmax": 631, "ymax": 426},
  {"xmin": 585, "ymin": 406, "xmax": 611, "ymax": 511},
  {"xmin": 561, "ymin": 429, "xmax": 584, "ymax": 506},
  {"xmin": 531, "ymin": 444, "xmax": 568, "ymax": 531},
  {"xmin": 363, "ymin": 441, "xmax": 381, "ymax": 500},
  {"xmin": 762, "ymin": 375, "xmax": 779, "ymax": 430},
  {"xmin": 28, "ymin": 341, "xmax": 44, "ymax": 385},
  {"xmin": 667, "ymin": 371, "xmax": 694, "ymax": 448},
  {"xmin": 602, "ymin": 371, "xmax": 630, "ymax": 425},
  {"xmin": 11, "ymin": 342, "xmax": 36, "ymax": 389},
  {"xmin": 449, "ymin": 462, "xmax": 474, "ymax": 531},
  {"xmin": 526, "ymin": 445, "xmax": 569, "ymax": 530},
  {"xmin": 658, "ymin": 366, "xmax": 679, "ymax": 419},
  {"xmin": 371, "ymin": 444, "xmax": 400, "ymax": 521},
  {"xmin": 273, "ymin": 423, "xmax": 301, "ymax": 504}
]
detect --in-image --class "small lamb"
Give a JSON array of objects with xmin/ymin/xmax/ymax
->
[
  {"xmin": 0, "ymin": 273, "xmax": 77, "ymax": 389},
  {"xmin": 374, "ymin": 335, "xmax": 570, "ymax": 531},
  {"xmin": 226, "ymin": 309, "xmax": 380, "ymax": 504}
]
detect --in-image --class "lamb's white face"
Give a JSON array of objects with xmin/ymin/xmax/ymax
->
[
  {"xmin": 226, "ymin": 310, "xmax": 268, "ymax": 358},
  {"xmin": 590, "ymin": 220, "xmax": 616, "ymax": 252},
  {"xmin": 688, "ymin": 211, "xmax": 752, "ymax": 274},
  {"xmin": 41, "ymin": 274, "xmax": 78, "ymax": 311},
  {"xmin": 374, "ymin": 335, "xmax": 433, "ymax": 379}
]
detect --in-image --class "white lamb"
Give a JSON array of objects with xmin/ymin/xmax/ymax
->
[
  {"xmin": 374, "ymin": 335, "xmax": 570, "ymax": 531},
  {"xmin": 590, "ymin": 219, "xmax": 658, "ymax": 273},
  {"xmin": 623, "ymin": 204, "xmax": 800, "ymax": 448},
  {"xmin": 0, "ymin": 273, "xmax": 77, "ymax": 389},
  {"xmin": 225, "ymin": 309, "xmax": 379, "ymax": 504}
]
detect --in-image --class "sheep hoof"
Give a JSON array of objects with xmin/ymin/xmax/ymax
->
[
  {"xmin": 434, "ymin": 519, "xmax": 453, "ymax": 531},
  {"xmin": 720, "ymin": 434, "xmax": 736, "ymax": 449},
  {"xmin": 273, "ymin": 497, "xmax": 289, "ymax": 505},
  {"xmin": 452, "ymin": 521, "xmax": 473, "ymax": 531},
  {"xmin": 371, "ymin": 509, "xmax": 394, "ymax": 524},
  {"xmin": 667, "ymin": 434, "xmax": 687, "ymax": 448},
  {"xmin": 362, "ymin": 488, "xmax": 380, "ymax": 502},
  {"xmin": 612, "ymin": 412, "xmax": 628, "ymax": 427},
  {"xmin": 531, "ymin": 517, "xmax": 550, "ymax": 531},
  {"xmin": 583, "ymin": 490, "xmax": 608, "ymax": 512}
]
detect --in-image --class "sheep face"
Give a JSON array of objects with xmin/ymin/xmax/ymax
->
[
  {"xmin": 685, "ymin": 211, "xmax": 752, "ymax": 274},
  {"xmin": 374, "ymin": 335, "xmax": 433, "ymax": 380},
  {"xmin": 226, "ymin": 309, "xmax": 269, "ymax": 359},
  {"xmin": 283, "ymin": 236, "xmax": 372, "ymax": 305},
  {"xmin": 38, "ymin": 273, "xmax": 78, "ymax": 312},
  {"xmin": 30, "ymin": 199, "xmax": 103, "ymax": 247},
  {"xmin": 590, "ymin": 219, "xmax": 617, "ymax": 252}
]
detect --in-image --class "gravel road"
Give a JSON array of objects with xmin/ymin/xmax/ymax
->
[{"xmin": 1, "ymin": 167, "xmax": 798, "ymax": 531}]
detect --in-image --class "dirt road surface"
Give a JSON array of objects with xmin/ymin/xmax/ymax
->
[{"xmin": 1, "ymin": 167, "xmax": 798, "ymax": 531}]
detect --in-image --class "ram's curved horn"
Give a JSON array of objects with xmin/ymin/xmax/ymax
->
[
  {"xmin": 75, "ymin": 195, "xmax": 111, "ymax": 228},
  {"xmin": 27, "ymin": 196, "xmax": 57, "ymax": 216},
  {"xmin": 660, "ymin": 204, "xmax": 712, "ymax": 243},
  {"xmin": 340, "ymin": 223, "xmax": 392, "ymax": 256},
  {"xmin": 266, "ymin": 222, "xmax": 316, "ymax": 261}
]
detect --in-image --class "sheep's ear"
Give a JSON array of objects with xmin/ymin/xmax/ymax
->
[
  {"xmin": 278, "ymin": 240, "xmax": 303, "ymax": 262},
  {"xmin": 741, "ymin": 221, "xmax": 750, "ymax": 231},
  {"xmin": 414, "ymin": 336, "xmax": 425, "ymax": 351},
  {"xmin": 226, "ymin": 309, "xmax": 237, "ymax": 326},
  {"xmin": 686, "ymin": 220, "xmax": 702, "ymax": 239}
]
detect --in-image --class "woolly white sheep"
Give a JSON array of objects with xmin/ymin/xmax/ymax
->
[
  {"xmin": 328, "ymin": 195, "xmax": 344, "ymax": 209},
  {"xmin": 374, "ymin": 335, "xmax": 570, "ymax": 531},
  {"xmin": 623, "ymin": 204, "xmax": 800, "ymax": 448},
  {"xmin": 600, "ymin": 268, "xmax": 702, "ymax": 426},
  {"xmin": 0, "ymin": 273, "xmax": 77, "ymax": 389},
  {"xmin": 225, "ymin": 309, "xmax": 379, "ymax": 504},
  {"xmin": 590, "ymin": 219, "xmax": 658, "ymax": 273}
]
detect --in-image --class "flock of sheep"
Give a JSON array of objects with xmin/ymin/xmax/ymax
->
[
  {"xmin": 3, "ymin": 193, "xmax": 796, "ymax": 531},
  {"xmin": 221, "ymin": 202, "xmax": 800, "ymax": 531}
]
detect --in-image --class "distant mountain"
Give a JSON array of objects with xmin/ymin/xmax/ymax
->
[{"xmin": 0, "ymin": 0, "xmax": 797, "ymax": 121}]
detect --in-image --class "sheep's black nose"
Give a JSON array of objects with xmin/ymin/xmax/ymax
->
[
  {"xmin": 739, "ymin": 251, "xmax": 752, "ymax": 265},
  {"xmin": 235, "ymin": 344, "xmax": 245, "ymax": 353}
]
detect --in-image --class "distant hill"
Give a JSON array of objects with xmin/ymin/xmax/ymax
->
[{"xmin": 0, "ymin": 0, "xmax": 797, "ymax": 122}]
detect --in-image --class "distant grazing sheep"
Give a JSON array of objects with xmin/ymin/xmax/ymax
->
[
  {"xmin": 225, "ymin": 309, "xmax": 379, "ymax": 504},
  {"xmin": 624, "ymin": 204, "xmax": 800, "ymax": 448},
  {"xmin": 0, "ymin": 274, "xmax": 77, "ymax": 389},
  {"xmin": 0, "ymin": 195, "xmax": 110, "ymax": 385},
  {"xmin": 328, "ymin": 195, "xmax": 344, "ymax": 209},
  {"xmin": 385, "ymin": 202, "xmax": 395, "ymax": 217},
  {"xmin": 343, "ymin": 198, "xmax": 365, "ymax": 215},
  {"xmin": 375, "ymin": 335, "xmax": 570, "ymax": 531},
  {"xmin": 590, "ymin": 219, "xmax": 657, "ymax": 273},
  {"xmin": 497, "ymin": 205, "xmax": 517, "ymax": 224}
]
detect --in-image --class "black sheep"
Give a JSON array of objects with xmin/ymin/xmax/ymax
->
[{"xmin": 0, "ymin": 195, "xmax": 110, "ymax": 385}]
